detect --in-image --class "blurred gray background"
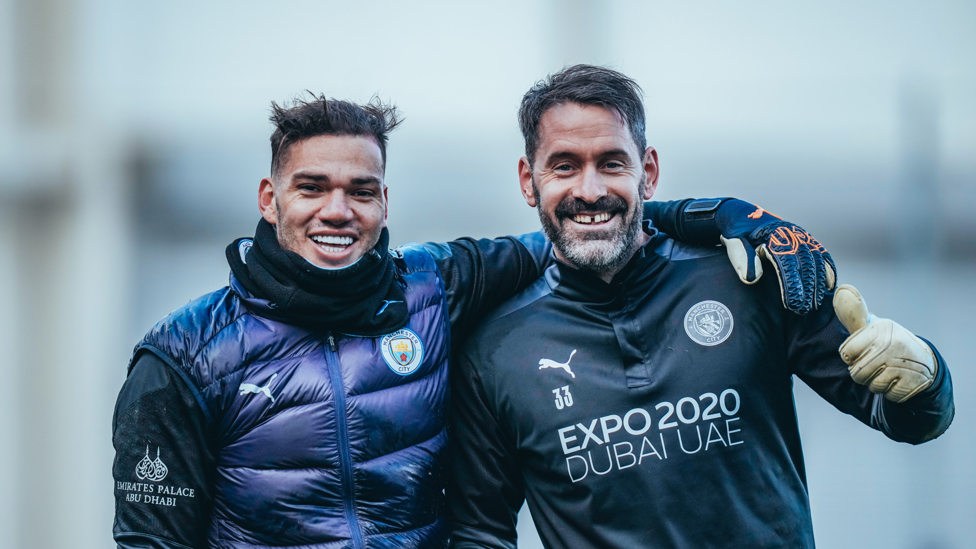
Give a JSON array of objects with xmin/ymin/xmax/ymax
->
[{"xmin": 0, "ymin": 1, "xmax": 973, "ymax": 548}]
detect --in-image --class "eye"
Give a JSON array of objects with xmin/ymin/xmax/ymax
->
[
  {"xmin": 554, "ymin": 164, "xmax": 574, "ymax": 173},
  {"xmin": 604, "ymin": 161, "xmax": 624, "ymax": 170},
  {"xmin": 352, "ymin": 189, "xmax": 377, "ymax": 198}
]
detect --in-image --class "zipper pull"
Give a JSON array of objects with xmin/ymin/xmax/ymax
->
[{"xmin": 327, "ymin": 333, "xmax": 337, "ymax": 352}]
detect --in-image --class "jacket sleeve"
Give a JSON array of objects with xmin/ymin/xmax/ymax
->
[
  {"xmin": 113, "ymin": 352, "xmax": 216, "ymax": 549},
  {"xmin": 448, "ymin": 343, "xmax": 525, "ymax": 549},
  {"xmin": 424, "ymin": 233, "xmax": 550, "ymax": 344},
  {"xmin": 644, "ymin": 198, "xmax": 728, "ymax": 243},
  {"xmin": 784, "ymin": 293, "xmax": 954, "ymax": 444}
]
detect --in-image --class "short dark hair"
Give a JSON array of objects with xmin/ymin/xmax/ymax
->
[
  {"xmin": 518, "ymin": 65, "xmax": 647, "ymax": 168},
  {"xmin": 269, "ymin": 93, "xmax": 402, "ymax": 177}
]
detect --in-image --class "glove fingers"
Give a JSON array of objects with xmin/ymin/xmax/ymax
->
[
  {"xmin": 744, "ymin": 222, "xmax": 834, "ymax": 315},
  {"xmin": 756, "ymin": 244, "xmax": 789, "ymax": 310},
  {"xmin": 812, "ymin": 248, "xmax": 828, "ymax": 310},
  {"xmin": 833, "ymin": 284, "xmax": 871, "ymax": 334},
  {"xmin": 869, "ymin": 363, "xmax": 936, "ymax": 403},
  {"xmin": 720, "ymin": 235, "xmax": 763, "ymax": 284},
  {"xmin": 766, "ymin": 242, "xmax": 808, "ymax": 315},
  {"xmin": 823, "ymin": 252, "xmax": 837, "ymax": 291},
  {"xmin": 794, "ymin": 238, "xmax": 817, "ymax": 314},
  {"xmin": 840, "ymin": 314, "xmax": 939, "ymax": 403},
  {"xmin": 797, "ymin": 227, "xmax": 833, "ymax": 309},
  {"xmin": 841, "ymin": 319, "xmax": 934, "ymax": 377},
  {"xmin": 840, "ymin": 321, "xmax": 893, "ymax": 383}
]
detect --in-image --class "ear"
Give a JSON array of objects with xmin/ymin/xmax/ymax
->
[
  {"xmin": 518, "ymin": 156, "xmax": 537, "ymax": 207},
  {"xmin": 642, "ymin": 147, "xmax": 659, "ymax": 200},
  {"xmin": 258, "ymin": 177, "xmax": 278, "ymax": 225},
  {"xmin": 381, "ymin": 185, "xmax": 389, "ymax": 227}
]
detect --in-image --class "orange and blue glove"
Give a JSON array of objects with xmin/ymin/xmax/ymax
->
[{"xmin": 644, "ymin": 198, "xmax": 837, "ymax": 315}]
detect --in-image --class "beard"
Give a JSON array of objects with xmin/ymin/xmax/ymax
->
[{"xmin": 534, "ymin": 178, "xmax": 645, "ymax": 277}]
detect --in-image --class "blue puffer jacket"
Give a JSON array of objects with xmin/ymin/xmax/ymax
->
[{"xmin": 136, "ymin": 244, "xmax": 451, "ymax": 548}]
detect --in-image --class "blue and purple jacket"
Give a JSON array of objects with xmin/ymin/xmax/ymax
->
[{"xmin": 112, "ymin": 235, "xmax": 549, "ymax": 549}]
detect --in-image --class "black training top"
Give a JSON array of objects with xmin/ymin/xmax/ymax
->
[{"xmin": 448, "ymin": 228, "xmax": 954, "ymax": 549}]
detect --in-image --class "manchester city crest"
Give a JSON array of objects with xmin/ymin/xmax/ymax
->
[
  {"xmin": 684, "ymin": 300, "xmax": 734, "ymax": 346},
  {"xmin": 381, "ymin": 328, "xmax": 424, "ymax": 375}
]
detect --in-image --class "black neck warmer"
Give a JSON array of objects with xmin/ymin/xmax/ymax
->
[{"xmin": 226, "ymin": 219, "xmax": 409, "ymax": 336}]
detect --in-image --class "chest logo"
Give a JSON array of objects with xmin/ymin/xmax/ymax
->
[
  {"xmin": 381, "ymin": 328, "xmax": 424, "ymax": 376},
  {"xmin": 239, "ymin": 372, "xmax": 277, "ymax": 402},
  {"xmin": 135, "ymin": 446, "xmax": 168, "ymax": 482},
  {"xmin": 684, "ymin": 300, "xmax": 734, "ymax": 346},
  {"xmin": 539, "ymin": 349, "xmax": 577, "ymax": 378}
]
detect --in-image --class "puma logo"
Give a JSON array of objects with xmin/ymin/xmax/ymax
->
[
  {"xmin": 538, "ymin": 350, "xmax": 577, "ymax": 379},
  {"xmin": 239, "ymin": 373, "xmax": 278, "ymax": 402},
  {"xmin": 747, "ymin": 204, "xmax": 781, "ymax": 220},
  {"xmin": 376, "ymin": 300, "xmax": 404, "ymax": 316}
]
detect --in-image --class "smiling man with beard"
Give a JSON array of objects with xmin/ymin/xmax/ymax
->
[
  {"xmin": 524, "ymin": 99, "xmax": 653, "ymax": 281},
  {"xmin": 447, "ymin": 65, "xmax": 954, "ymax": 549}
]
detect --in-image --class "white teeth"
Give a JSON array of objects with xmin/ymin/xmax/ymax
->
[
  {"xmin": 312, "ymin": 235, "xmax": 353, "ymax": 247},
  {"xmin": 572, "ymin": 213, "xmax": 611, "ymax": 224}
]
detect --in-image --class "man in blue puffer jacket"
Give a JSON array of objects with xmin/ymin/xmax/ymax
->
[
  {"xmin": 113, "ymin": 96, "xmax": 557, "ymax": 549},
  {"xmin": 111, "ymin": 94, "xmax": 835, "ymax": 548}
]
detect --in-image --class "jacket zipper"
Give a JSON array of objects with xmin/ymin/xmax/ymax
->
[{"xmin": 324, "ymin": 332, "xmax": 365, "ymax": 549}]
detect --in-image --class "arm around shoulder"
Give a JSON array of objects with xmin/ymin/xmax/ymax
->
[{"xmin": 425, "ymin": 233, "xmax": 550, "ymax": 340}]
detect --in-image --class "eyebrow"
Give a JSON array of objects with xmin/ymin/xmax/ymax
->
[
  {"xmin": 544, "ymin": 151, "xmax": 579, "ymax": 166},
  {"xmin": 544, "ymin": 148, "xmax": 634, "ymax": 165},
  {"xmin": 293, "ymin": 173, "xmax": 330, "ymax": 183},
  {"xmin": 350, "ymin": 176, "xmax": 382, "ymax": 186},
  {"xmin": 599, "ymin": 148, "xmax": 634, "ymax": 159},
  {"xmin": 292, "ymin": 173, "xmax": 382, "ymax": 186}
]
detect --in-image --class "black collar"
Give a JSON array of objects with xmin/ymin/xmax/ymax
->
[
  {"xmin": 546, "ymin": 223, "xmax": 667, "ymax": 304},
  {"xmin": 226, "ymin": 219, "xmax": 409, "ymax": 336}
]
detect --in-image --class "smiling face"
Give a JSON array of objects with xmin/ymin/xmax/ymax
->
[
  {"xmin": 519, "ymin": 102, "xmax": 659, "ymax": 280},
  {"xmin": 258, "ymin": 134, "xmax": 388, "ymax": 269}
]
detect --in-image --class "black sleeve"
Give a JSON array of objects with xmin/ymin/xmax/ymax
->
[
  {"xmin": 447, "ymin": 344, "xmax": 524, "ymax": 549},
  {"xmin": 784, "ymin": 292, "xmax": 955, "ymax": 444},
  {"xmin": 113, "ymin": 352, "xmax": 216, "ymax": 549},
  {"xmin": 644, "ymin": 199, "xmax": 725, "ymax": 243},
  {"xmin": 424, "ymin": 233, "xmax": 550, "ymax": 344}
]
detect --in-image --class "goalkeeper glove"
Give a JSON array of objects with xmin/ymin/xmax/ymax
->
[
  {"xmin": 833, "ymin": 284, "xmax": 937, "ymax": 403},
  {"xmin": 644, "ymin": 198, "xmax": 837, "ymax": 315}
]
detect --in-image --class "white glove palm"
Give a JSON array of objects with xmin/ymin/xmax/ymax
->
[{"xmin": 833, "ymin": 285, "xmax": 937, "ymax": 403}]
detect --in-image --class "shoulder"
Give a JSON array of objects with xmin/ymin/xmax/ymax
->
[
  {"xmin": 484, "ymin": 274, "xmax": 552, "ymax": 324},
  {"xmin": 390, "ymin": 244, "xmax": 450, "ymax": 316},
  {"xmin": 650, "ymin": 233, "xmax": 726, "ymax": 263},
  {"xmin": 133, "ymin": 286, "xmax": 250, "ymax": 374},
  {"xmin": 460, "ymin": 275, "xmax": 553, "ymax": 361},
  {"xmin": 141, "ymin": 287, "xmax": 243, "ymax": 346},
  {"xmin": 391, "ymin": 243, "xmax": 438, "ymax": 275}
]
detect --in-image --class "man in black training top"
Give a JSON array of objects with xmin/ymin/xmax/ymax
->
[{"xmin": 448, "ymin": 65, "xmax": 954, "ymax": 549}]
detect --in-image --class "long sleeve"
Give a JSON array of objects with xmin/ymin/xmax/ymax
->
[
  {"xmin": 113, "ymin": 352, "xmax": 216, "ymax": 549},
  {"xmin": 423, "ymin": 233, "xmax": 550, "ymax": 345},
  {"xmin": 643, "ymin": 198, "xmax": 725, "ymax": 243},
  {"xmin": 785, "ymin": 294, "xmax": 954, "ymax": 444},
  {"xmin": 447, "ymin": 343, "xmax": 525, "ymax": 549}
]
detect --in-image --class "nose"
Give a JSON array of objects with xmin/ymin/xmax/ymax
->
[
  {"xmin": 316, "ymin": 189, "xmax": 354, "ymax": 225},
  {"xmin": 572, "ymin": 164, "xmax": 608, "ymax": 203}
]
